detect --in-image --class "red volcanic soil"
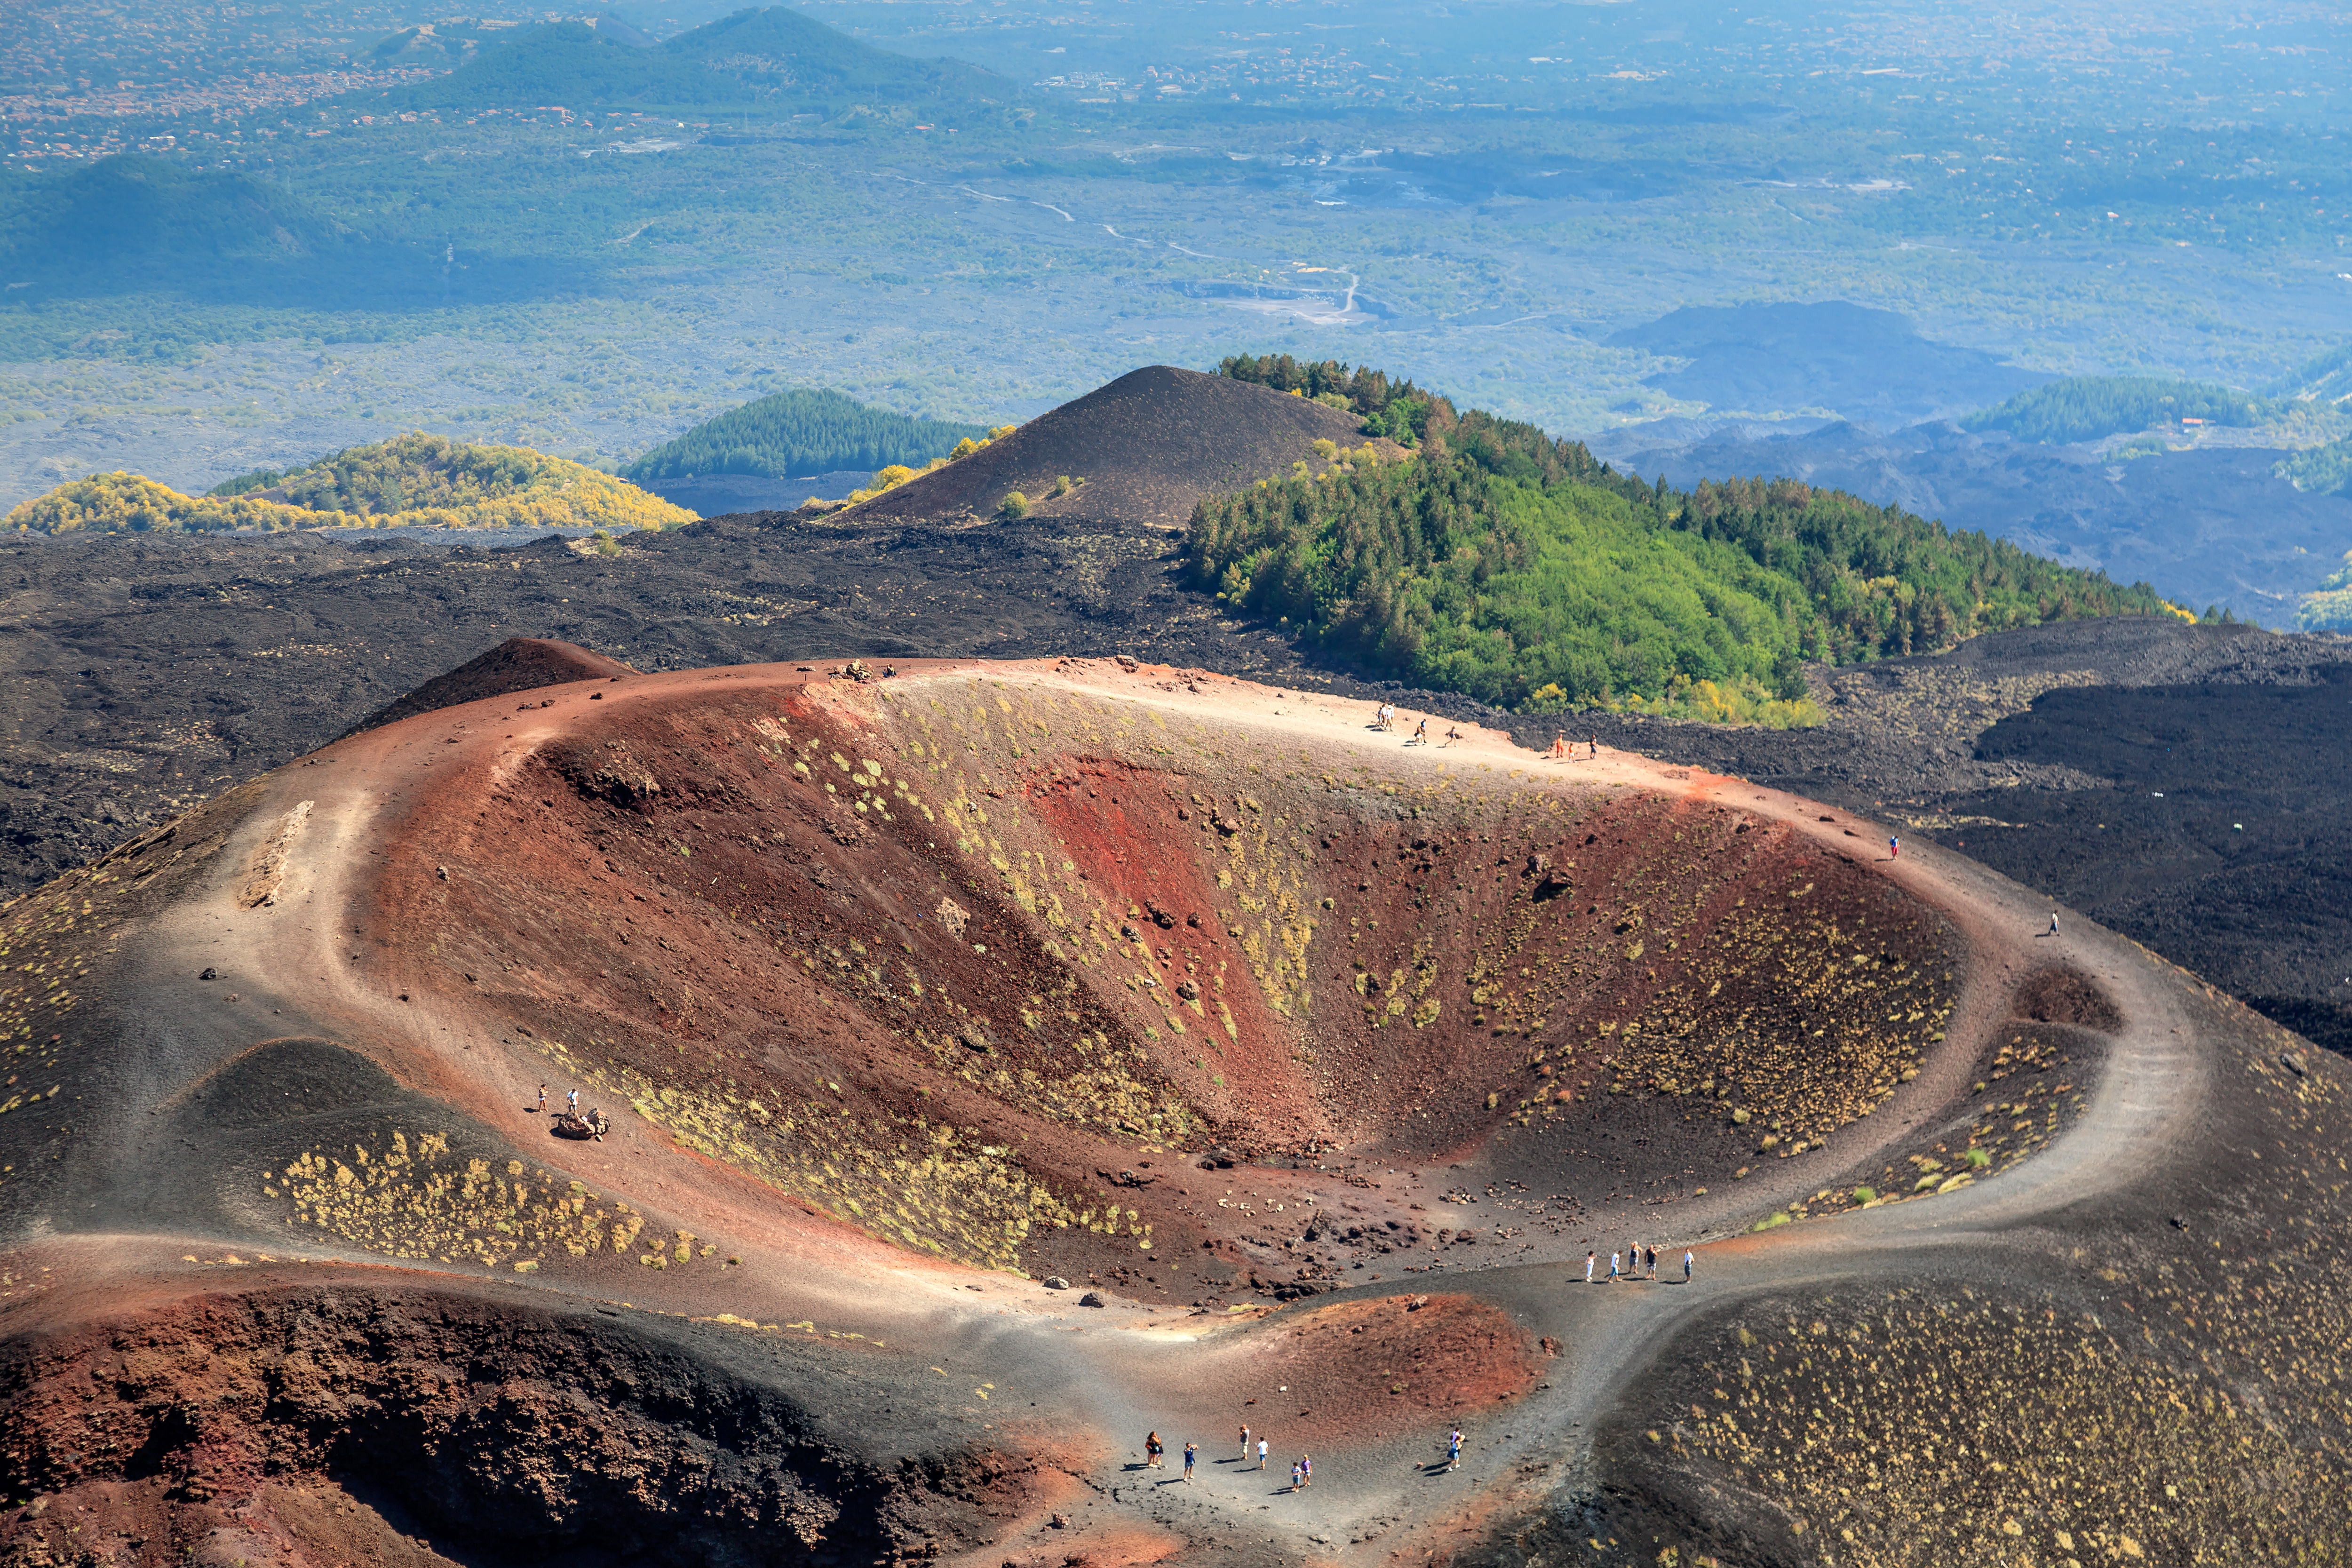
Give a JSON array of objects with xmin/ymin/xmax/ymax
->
[
  {"xmin": 16, "ymin": 649, "xmax": 2304, "ymax": 1568},
  {"xmin": 324, "ymin": 658, "xmax": 1962, "ymax": 1310},
  {"xmin": 835, "ymin": 366, "xmax": 1381, "ymax": 529},
  {"xmin": 0, "ymin": 1266, "xmax": 1051, "ymax": 1568},
  {"xmin": 1193, "ymin": 1293, "xmax": 1541, "ymax": 1447}
]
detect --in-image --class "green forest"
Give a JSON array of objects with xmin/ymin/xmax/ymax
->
[
  {"xmin": 625, "ymin": 389, "xmax": 992, "ymax": 481},
  {"xmin": 1192, "ymin": 362, "xmax": 2181, "ymax": 721},
  {"xmin": 1962, "ymin": 376, "xmax": 2270, "ymax": 445},
  {"xmin": 2277, "ymin": 435, "xmax": 2352, "ymax": 500},
  {"xmin": 2300, "ymin": 550, "xmax": 2352, "ymax": 633}
]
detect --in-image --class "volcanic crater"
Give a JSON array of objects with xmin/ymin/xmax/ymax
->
[{"xmin": 2, "ymin": 652, "xmax": 2346, "ymax": 1567}]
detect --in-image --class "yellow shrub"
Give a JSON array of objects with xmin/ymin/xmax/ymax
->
[{"xmin": 7, "ymin": 440, "xmax": 694, "ymax": 535}]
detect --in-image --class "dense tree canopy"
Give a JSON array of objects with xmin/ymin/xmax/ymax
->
[
  {"xmin": 626, "ymin": 389, "xmax": 990, "ymax": 481},
  {"xmin": 1195, "ymin": 360, "xmax": 2180, "ymax": 720},
  {"xmin": 1961, "ymin": 375, "xmax": 2268, "ymax": 445},
  {"xmin": 2277, "ymin": 435, "xmax": 2352, "ymax": 500}
]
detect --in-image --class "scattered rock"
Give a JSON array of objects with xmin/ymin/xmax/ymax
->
[
  {"xmin": 199, "ymin": 967, "xmax": 216, "ymax": 981},
  {"xmin": 237, "ymin": 798, "xmax": 313, "ymax": 907},
  {"xmin": 1079, "ymin": 1292, "xmax": 1106, "ymax": 1308},
  {"xmin": 1042, "ymin": 1276, "xmax": 1070, "ymax": 1290}
]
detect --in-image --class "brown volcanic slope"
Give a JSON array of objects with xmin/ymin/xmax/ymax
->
[
  {"xmin": 2, "ymin": 658, "xmax": 2349, "ymax": 1568},
  {"xmin": 838, "ymin": 365, "xmax": 1378, "ymax": 528},
  {"xmin": 344, "ymin": 634, "xmax": 636, "ymax": 737}
]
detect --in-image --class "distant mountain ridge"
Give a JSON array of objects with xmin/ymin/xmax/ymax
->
[
  {"xmin": 0, "ymin": 153, "xmax": 588, "ymax": 310},
  {"xmin": 384, "ymin": 6, "xmax": 1010, "ymax": 111},
  {"xmin": 0, "ymin": 157, "xmax": 344, "ymax": 298}
]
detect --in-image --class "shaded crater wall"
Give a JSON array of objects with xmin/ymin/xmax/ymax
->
[{"xmin": 0, "ymin": 1284, "xmax": 1021, "ymax": 1566}]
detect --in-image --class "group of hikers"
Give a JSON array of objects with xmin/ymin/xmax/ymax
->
[
  {"xmin": 1142, "ymin": 1428, "xmax": 1295, "ymax": 1488},
  {"xmin": 1143, "ymin": 1420, "xmax": 1496, "ymax": 1492},
  {"xmin": 1368, "ymin": 702, "xmax": 1467, "ymax": 748},
  {"xmin": 1367, "ymin": 701, "xmax": 1611, "ymax": 763},
  {"xmin": 1133, "ymin": 1251, "xmax": 1705, "ymax": 1496},
  {"xmin": 529, "ymin": 1082, "xmax": 607, "ymax": 1140},
  {"xmin": 1586, "ymin": 1243, "xmax": 1694, "ymax": 1284}
]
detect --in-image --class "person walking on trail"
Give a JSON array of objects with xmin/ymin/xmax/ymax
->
[
  {"xmin": 1889, "ymin": 835, "xmax": 1900, "ymax": 860},
  {"xmin": 1146, "ymin": 1432, "xmax": 1164, "ymax": 1469},
  {"xmin": 1301, "ymin": 1454, "xmax": 1313, "ymax": 1489},
  {"xmin": 1447, "ymin": 1428, "xmax": 1464, "ymax": 1472},
  {"xmin": 1646, "ymin": 1244, "xmax": 1658, "ymax": 1280},
  {"xmin": 1550, "ymin": 734, "xmax": 1569, "ymax": 761},
  {"xmin": 535, "ymin": 1084, "xmax": 548, "ymax": 1114},
  {"xmin": 1443, "ymin": 724, "xmax": 1463, "ymax": 748},
  {"xmin": 566, "ymin": 1087, "xmax": 580, "ymax": 1113},
  {"xmin": 1258, "ymin": 1437, "xmax": 1269, "ymax": 1471},
  {"xmin": 1607, "ymin": 1251, "xmax": 1621, "ymax": 1282},
  {"xmin": 1585, "ymin": 1250, "xmax": 1597, "ymax": 1284},
  {"xmin": 1184, "ymin": 1442, "xmax": 1197, "ymax": 1483},
  {"xmin": 1589, "ymin": 735, "xmax": 1600, "ymax": 758},
  {"xmin": 1239, "ymin": 1424, "xmax": 1251, "ymax": 1460},
  {"xmin": 1408, "ymin": 716, "xmax": 1429, "ymax": 746},
  {"xmin": 1683, "ymin": 1249, "xmax": 1694, "ymax": 1283},
  {"xmin": 1373, "ymin": 702, "xmax": 1394, "ymax": 732},
  {"xmin": 2049, "ymin": 911, "xmax": 2060, "ymax": 936}
]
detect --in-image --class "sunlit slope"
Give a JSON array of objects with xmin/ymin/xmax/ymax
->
[
  {"xmin": 8, "ymin": 433, "xmax": 693, "ymax": 534},
  {"xmin": 352, "ymin": 662, "xmax": 1960, "ymax": 1288}
]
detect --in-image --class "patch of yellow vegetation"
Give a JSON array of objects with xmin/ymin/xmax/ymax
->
[
  {"xmin": 271, "ymin": 1131, "xmax": 652, "ymax": 1268},
  {"xmin": 1614, "ymin": 903, "xmax": 1952, "ymax": 1141},
  {"xmin": 536, "ymin": 1043, "xmax": 1150, "ymax": 1273},
  {"xmin": 8, "ymin": 435, "xmax": 691, "ymax": 535}
]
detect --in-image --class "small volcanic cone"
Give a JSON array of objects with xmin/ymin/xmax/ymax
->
[
  {"xmin": 346, "ymin": 635, "xmax": 634, "ymax": 736},
  {"xmin": 839, "ymin": 365, "xmax": 1380, "ymax": 529}
]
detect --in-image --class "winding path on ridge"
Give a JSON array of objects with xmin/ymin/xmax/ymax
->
[
  {"xmin": 1, "ymin": 655, "xmax": 2239, "ymax": 1564},
  {"xmin": 960, "ymin": 666, "xmax": 2216, "ymax": 1557}
]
